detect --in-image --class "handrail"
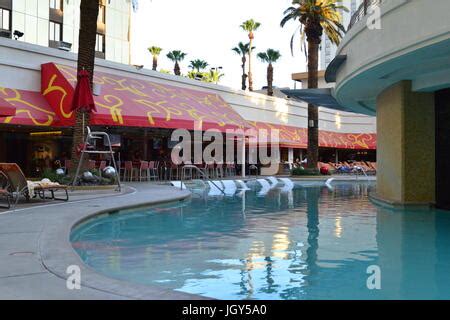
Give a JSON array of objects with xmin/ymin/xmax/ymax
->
[
  {"xmin": 347, "ymin": 0, "xmax": 384, "ymax": 31},
  {"xmin": 353, "ymin": 165, "xmax": 369, "ymax": 180},
  {"xmin": 180, "ymin": 164, "xmax": 226, "ymax": 194}
]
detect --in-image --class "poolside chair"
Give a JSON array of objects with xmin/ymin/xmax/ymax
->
[
  {"xmin": 0, "ymin": 171, "xmax": 13, "ymax": 209},
  {"xmin": 367, "ymin": 161, "xmax": 377, "ymax": 172},
  {"xmin": 138, "ymin": 161, "xmax": 150, "ymax": 182},
  {"xmin": 0, "ymin": 163, "xmax": 69, "ymax": 203}
]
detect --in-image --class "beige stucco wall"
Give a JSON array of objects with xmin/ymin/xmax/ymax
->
[
  {"xmin": 376, "ymin": 81, "xmax": 435, "ymax": 204},
  {"xmin": 0, "ymin": 38, "xmax": 377, "ymax": 136}
]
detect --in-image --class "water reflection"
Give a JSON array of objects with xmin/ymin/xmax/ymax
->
[{"xmin": 71, "ymin": 181, "xmax": 450, "ymax": 300}]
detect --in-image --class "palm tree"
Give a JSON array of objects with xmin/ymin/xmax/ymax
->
[
  {"xmin": 240, "ymin": 19, "xmax": 261, "ymax": 91},
  {"xmin": 207, "ymin": 69, "xmax": 225, "ymax": 85},
  {"xmin": 71, "ymin": 0, "xmax": 143, "ymax": 170},
  {"xmin": 232, "ymin": 42, "xmax": 254, "ymax": 91},
  {"xmin": 70, "ymin": 0, "xmax": 100, "ymax": 169},
  {"xmin": 148, "ymin": 46, "xmax": 162, "ymax": 71},
  {"xmin": 189, "ymin": 59, "xmax": 209, "ymax": 72},
  {"xmin": 257, "ymin": 49, "xmax": 281, "ymax": 97},
  {"xmin": 167, "ymin": 50, "xmax": 187, "ymax": 76},
  {"xmin": 281, "ymin": 0, "xmax": 347, "ymax": 170}
]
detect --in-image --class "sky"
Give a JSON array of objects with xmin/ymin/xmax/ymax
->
[{"xmin": 130, "ymin": 0, "xmax": 307, "ymax": 90}]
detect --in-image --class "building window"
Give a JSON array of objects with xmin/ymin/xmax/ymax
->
[
  {"xmin": 98, "ymin": 5, "xmax": 106, "ymax": 24},
  {"xmin": 96, "ymin": 33, "xmax": 105, "ymax": 53},
  {"xmin": 49, "ymin": 21, "xmax": 62, "ymax": 41},
  {"xmin": 0, "ymin": 8, "xmax": 11, "ymax": 31},
  {"xmin": 49, "ymin": 0, "xmax": 62, "ymax": 10}
]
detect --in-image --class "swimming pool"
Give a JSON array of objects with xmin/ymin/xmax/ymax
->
[{"xmin": 70, "ymin": 181, "xmax": 450, "ymax": 300}]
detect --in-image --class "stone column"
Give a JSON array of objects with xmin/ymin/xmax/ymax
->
[
  {"xmin": 375, "ymin": 81, "xmax": 435, "ymax": 206},
  {"xmin": 288, "ymin": 148, "xmax": 294, "ymax": 167}
]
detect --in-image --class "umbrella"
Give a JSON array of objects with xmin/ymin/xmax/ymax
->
[{"xmin": 71, "ymin": 69, "xmax": 96, "ymax": 137}]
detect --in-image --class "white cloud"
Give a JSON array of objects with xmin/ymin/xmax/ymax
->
[{"xmin": 130, "ymin": 0, "xmax": 307, "ymax": 90}]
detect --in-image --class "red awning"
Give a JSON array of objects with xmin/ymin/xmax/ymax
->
[
  {"xmin": 0, "ymin": 88, "xmax": 59, "ymax": 126},
  {"xmin": 247, "ymin": 121, "xmax": 376, "ymax": 150},
  {"xmin": 41, "ymin": 63, "xmax": 250, "ymax": 132},
  {"xmin": 246, "ymin": 121, "xmax": 308, "ymax": 148},
  {"xmin": 0, "ymin": 94, "xmax": 16, "ymax": 117}
]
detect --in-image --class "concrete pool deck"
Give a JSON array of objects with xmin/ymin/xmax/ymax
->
[
  {"xmin": 0, "ymin": 183, "xmax": 205, "ymax": 300},
  {"xmin": 0, "ymin": 175, "xmax": 375, "ymax": 299}
]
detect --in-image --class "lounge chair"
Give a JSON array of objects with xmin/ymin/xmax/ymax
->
[
  {"xmin": 367, "ymin": 161, "xmax": 377, "ymax": 172},
  {"xmin": 0, "ymin": 163, "xmax": 69, "ymax": 204},
  {"xmin": 0, "ymin": 171, "xmax": 13, "ymax": 209}
]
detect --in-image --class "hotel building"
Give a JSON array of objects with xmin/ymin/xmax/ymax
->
[
  {"xmin": 0, "ymin": 0, "xmax": 376, "ymax": 177},
  {"xmin": 0, "ymin": 0, "xmax": 131, "ymax": 64}
]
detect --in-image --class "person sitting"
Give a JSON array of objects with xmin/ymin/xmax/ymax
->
[
  {"xmin": 293, "ymin": 158, "xmax": 302, "ymax": 169},
  {"xmin": 336, "ymin": 162, "xmax": 352, "ymax": 174}
]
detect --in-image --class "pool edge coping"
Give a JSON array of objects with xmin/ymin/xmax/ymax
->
[{"xmin": 38, "ymin": 185, "xmax": 212, "ymax": 300}]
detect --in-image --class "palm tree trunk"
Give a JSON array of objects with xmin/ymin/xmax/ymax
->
[
  {"xmin": 152, "ymin": 56, "xmax": 158, "ymax": 71},
  {"xmin": 174, "ymin": 62, "xmax": 180, "ymax": 76},
  {"xmin": 241, "ymin": 56, "xmax": 247, "ymax": 91},
  {"xmin": 305, "ymin": 187, "xmax": 320, "ymax": 279},
  {"xmin": 307, "ymin": 37, "xmax": 320, "ymax": 170},
  {"xmin": 248, "ymin": 38, "xmax": 253, "ymax": 91},
  {"xmin": 70, "ymin": 0, "xmax": 99, "ymax": 176},
  {"xmin": 267, "ymin": 63, "xmax": 273, "ymax": 96}
]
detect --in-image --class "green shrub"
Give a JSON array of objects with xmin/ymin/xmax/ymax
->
[
  {"xmin": 291, "ymin": 167, "xmax": 320, "ymax": 176},
  {"xmin": 41, "ymin": 168, "xmax": 61, "ymax": 183}
]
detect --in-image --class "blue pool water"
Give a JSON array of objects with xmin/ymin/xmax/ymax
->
[{"xmin": 71, "ymin": 181, "xmax": 450, "ymax": 300}]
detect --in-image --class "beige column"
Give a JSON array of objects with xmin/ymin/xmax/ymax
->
[{"xmin": 376, "ymin": 81, "xmax": 435, "ymax": 206}]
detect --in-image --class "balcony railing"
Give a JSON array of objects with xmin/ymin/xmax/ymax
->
[{"xmin": 348, "ymin": 0, "xmax": 384, "ymax": 31}]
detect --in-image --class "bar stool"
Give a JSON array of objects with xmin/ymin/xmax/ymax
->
[
  {"xmin": 215, "ymin": 163, "xmax": 224, "ymax": 179},
  {"xmin": 123, "ymin": 161, "xmax": 134, "ymax": 181},
  {"xmin": 159, "ymin": 161, "xmax": 168, "ymax": 181},
  {"xmin": 139, "ymin": 161, "xmax": 150, "ymax": 182},
  {"xmin": 226, "ymin": 162, "xmax": 236, "ymax": 177},
  {"xmin": 148, "ymin": 161, "xmax": 159, "ymax": 181}
]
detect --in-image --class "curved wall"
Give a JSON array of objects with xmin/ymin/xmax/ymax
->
[{"xmin": 334, "ymin": 0, "xmax": 450, "ymax": 115}]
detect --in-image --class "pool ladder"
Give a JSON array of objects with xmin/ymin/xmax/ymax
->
[{"xmin": 179, "ymin": 165, "xmax": 225, "ymax": 195}]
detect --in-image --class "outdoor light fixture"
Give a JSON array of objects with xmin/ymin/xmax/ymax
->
[
  {"xmin": 13, "ymin": 30, "xmax": 24, "ymax": 40},
  {"xmin": 58, "ymin": 41, "xmax": 72, "ymax": 51}
]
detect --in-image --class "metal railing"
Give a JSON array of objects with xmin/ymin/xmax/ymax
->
[
  {"xmin": 180, "ymin": 165, "xmax": 225, "ymax": 194},
  {"xmin": 347, "ymin": 0, "xmax": 384, "ymax": 31}
]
